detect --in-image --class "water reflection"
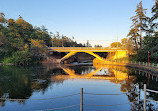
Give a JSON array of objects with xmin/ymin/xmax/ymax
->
[
  {"xmin": 0, "ymin": 66, "xmax": 52, "ymax": 107},
  {"xmin": 54, "ymin": 64, "xmax": 131, "ymax": 82},
  {"xmin": 0, "ymin": 64, "xmax": 157, "ymax": 110}
]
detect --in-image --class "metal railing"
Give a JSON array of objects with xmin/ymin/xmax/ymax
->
[
  {"xmin": 0, "ymin": 88, "xmax": 130, "ymax": 111},
  {"xmin": 47, "ymin": 47, "xmax": 127, "ymax": 51},
  {"xmin": 109, "ymin": 60, "xmax": 158, "ymax": 69},
  {"xmin": 129, "ymin": 61, "xmax": 158, "ymax": 69},
  {"xmin": 144, "ymin": 84, "xmax": 158, "ymax": 111},
  {"xmin": 1, "ymin": 85, "xmax": 157, "ymax": 111}
]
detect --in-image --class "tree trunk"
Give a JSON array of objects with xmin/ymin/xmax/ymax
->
[{"xmin": 135, "ymin": 39, "xmax": 138, "ymax": 50}]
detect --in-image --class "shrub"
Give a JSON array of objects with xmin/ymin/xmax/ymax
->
[{"xmin": 3, "ymin": 51, "xmax": 32, "ymax": 65}]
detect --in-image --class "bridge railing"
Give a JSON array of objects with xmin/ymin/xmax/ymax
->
[{"xmin": 47, "ymin": 47, "xmax": 126, "ymax": 51}]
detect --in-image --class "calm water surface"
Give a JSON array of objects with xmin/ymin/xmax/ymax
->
[{"xmin": 0, "ymin": 64, "xmax": 158, "ymax": 111}]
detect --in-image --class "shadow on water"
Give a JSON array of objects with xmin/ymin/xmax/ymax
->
[{"xmin": 0, "ymin": 64, "xmax": 158, "ymax": 110}]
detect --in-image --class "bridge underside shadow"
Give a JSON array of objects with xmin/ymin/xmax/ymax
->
[
  {"xmin": 60, "ymin": 51, "xmax": 106, "ymax": 63},
  {"xmin": 59, "ymin": 51, "xmax": 127, "ymax": 63}
]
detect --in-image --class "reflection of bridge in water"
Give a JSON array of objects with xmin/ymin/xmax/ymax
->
[
  {"xmin": 51, "ymin": 65, "xmax": 131, "ymax": 82},
  {"xmin": 48, "ymin": 47, "xmax": 128, "ymax": 62}
]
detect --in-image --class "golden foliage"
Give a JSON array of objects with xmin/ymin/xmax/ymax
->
[
  {"xmin": 16, "ymin": 18, "xmax": 24, "ymax": 24},
  {"xmin": 8, "ymin": 19, "xmax": 15, "ymax": 24},
  {"xmin": 110, "ymin": 42, "xmax": 122, "ymax": 48},
  {"xmin": 23, "ymin": 44, "xmax": 28, "ymax": 49},
  {"xmin": 31, "ymin": 39, "xmax": 46, "ymax": 52}
]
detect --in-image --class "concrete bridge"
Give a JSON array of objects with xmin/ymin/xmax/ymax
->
[{"xmin": 48, "ymin": 47, "xmax": 128, "ymax": 63}]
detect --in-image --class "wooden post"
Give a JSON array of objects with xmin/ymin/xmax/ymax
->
[
  {"xmin": 80, "ymin": 88, "xmax": 83, "ymax": 111},
  {"xmin": 144, "ymin": 84, "xmax": 146, "ymax": 111}
]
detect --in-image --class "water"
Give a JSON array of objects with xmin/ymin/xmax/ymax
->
[{"xmin": 0, "ymin": 64, "xmax": 158, "ymax": 111}]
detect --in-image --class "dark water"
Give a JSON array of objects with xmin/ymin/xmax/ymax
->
[{"xmin": 0, "ymin": 64, "xmax": 158, "ymax": 111}]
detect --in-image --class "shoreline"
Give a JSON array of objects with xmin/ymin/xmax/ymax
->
[
  {"xmin": 93, "ymin": 61, "xmax": 158, "ymax": 74},
  {"xmin": 0, "ymin": 61, "xmax": 158, "ymax": 74}
]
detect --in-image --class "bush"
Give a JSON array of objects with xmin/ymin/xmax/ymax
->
[
  {"xmin": 2, "ymin": 57, "xmax": 13, "ymax": 64},
  {"xmin": 3, "ymin": 51, "xmax": 32, "ymax": 65}
]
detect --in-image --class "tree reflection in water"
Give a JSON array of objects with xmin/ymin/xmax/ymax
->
[
  {"xmin": 120, "ymin": 69, "xmax": 158, "ymax": 111},
  {"xmin": 0, "ymin": 64, "xmax": 157, "ymax": 110},
  {"xmin": 0, "ymin": 65, "xmax": 51, "ymax": 106}
]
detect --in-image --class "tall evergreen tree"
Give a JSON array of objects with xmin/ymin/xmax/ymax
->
[{"xmin": 128, "ymin": 1, "xmax": 147, "ymax": 49}]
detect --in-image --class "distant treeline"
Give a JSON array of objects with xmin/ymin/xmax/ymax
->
[
  {"xmin": 51, "ymin": 32, "xmax": 91, "ymax": 47},
  {"xmin": 0, "ymin": 13, "xmax": 90, "ymax": 65}
]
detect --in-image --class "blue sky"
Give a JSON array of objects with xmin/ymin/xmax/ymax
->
[{"xmin": 0, "ymin": 0, "xmax": 155, "ymax": 46}]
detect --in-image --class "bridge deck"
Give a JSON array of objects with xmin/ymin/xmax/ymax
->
[{"xmin": 48, "ymin": 47, "xmax": 127, "ymax": 52}]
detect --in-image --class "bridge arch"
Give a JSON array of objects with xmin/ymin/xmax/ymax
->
[
  {"xmin": 60, "ymin": 51, "xmax": 105, "ymax": 62},
  {"xmin": 48, "ymin": 47, "xmax": 128, "ymax": 63}
]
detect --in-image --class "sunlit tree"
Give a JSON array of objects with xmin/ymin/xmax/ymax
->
[
  {"xmin": 128, "ymin": 1, "xmax": 147, "ymax": 49},
  {"xmin": 110, "ymin": 42, "xmax": 122, "ymax": 48}
]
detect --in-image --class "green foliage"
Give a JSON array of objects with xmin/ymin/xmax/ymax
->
[
  {"xmin": 128, "ymin": 1, "xmax": 158, "ymax": 63},
  {"xmin": 135, "ymin": 37, "xmax": 158, "ymax": 63},
  {"xmin": 3, "ymin": 51, "xmax": 32, "ymax": 65},
  {"xmin": 127, "ymin": 1, "xmax": 147, "ymax": 49},
  {"xmin": 0, "ymin": 12, "xmax": 86, "ymax": 65},
  {"xmin": 0, "ymin": 12, "xmax": 53, "ymax": 65}
]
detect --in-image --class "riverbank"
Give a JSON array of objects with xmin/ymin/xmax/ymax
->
[
  {"xmin": 126, "ymin": 64, "xmax": 158, "ymax": 74},
  {"xmin": 1, "ymin": 58, "xmax": 158, "ymax": 74},
  {"xmin": 93, "ymin": 59, "xmax": 158, "ymax": 74}
]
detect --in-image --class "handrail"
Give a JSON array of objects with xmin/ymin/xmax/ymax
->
[
  {"xmin": 146, "ymin": 89, "xmax": 158, "ymax": 93},
  {"xmin": 144, "ymin": 84, "xmax": 158, "ymax": 111},
  {"xmin": 47, "ymin": 47, "xmax": 127, "ymax": 50},
  {"xmin": 146, "ymin": 99, "xmax": 158, "ymax": 103}
]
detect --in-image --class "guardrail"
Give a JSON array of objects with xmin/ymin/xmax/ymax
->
[
  {"xmin": 108, "ymin": 60, "xmax": 158, "ymax": 69},
  {"xmin": 47, "ymin": 47, "xmax": 127, "ymax": 51},
  {"xmin": 129, "ymin": 61, "xmax": 158, "ymax": 69},
  {"xmin": 144, "ymin": 84, "xmax": 158, "ymax": 111},
  {"xmin": 1, "ymin": 85, "xmax": 157, "ymax": 111},
  {"xmin": 0, "ymin": 88, "xmax": 130, "ymax": 111}
]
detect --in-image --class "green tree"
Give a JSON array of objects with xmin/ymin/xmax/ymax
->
[
  {"xmin": 128, "ymin": 1, "xmax": 147, "ymax": 49},
  {"xmin": 151, "ymin": 0, "xmax": 158, "ymax": 21}
]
